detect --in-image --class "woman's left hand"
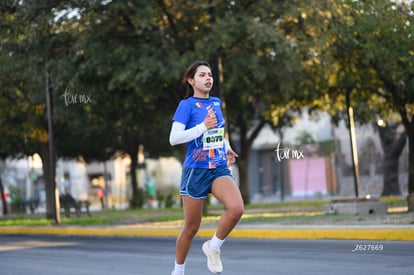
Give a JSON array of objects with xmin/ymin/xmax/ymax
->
[{"xmin": 226, "ymin": 149, "xmax": 238, "ymax": 167}]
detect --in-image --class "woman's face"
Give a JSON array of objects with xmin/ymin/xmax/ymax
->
[{"xmin": 189, "ymin": 65, "xmax": 213, "ymax": 97}]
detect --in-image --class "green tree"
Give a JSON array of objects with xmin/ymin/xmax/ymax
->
[
  {"xmin": 58, "ymin": 1, "xmax": 179, "ymax": 207},
  {"xmin": 328, "ymin": 0, "xmax": 413, "ymax": 208},
  {"xmin": 0, "ymin": 0, "xmax": 72, "ymax": 220},
  {"xmin": 211, "ymin": 0, "xmax": 340, "ymax": 203}
]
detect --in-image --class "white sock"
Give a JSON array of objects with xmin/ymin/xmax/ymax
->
[
  {"xmin": 173, "ymin": 261, "xmax": 185, "ymax": 275},
  {"xmin": 209, "ymin": 233, "xmax": 225, "ymax": 251}
]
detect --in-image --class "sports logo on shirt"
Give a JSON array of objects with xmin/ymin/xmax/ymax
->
[{"xmin": 195, "ymin": 102, "xmax": 203, "ymax": 108}]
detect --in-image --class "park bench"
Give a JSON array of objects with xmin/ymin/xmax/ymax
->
[{"xmin": 59, "ymin": 194, "xmax": 91, "ymax": 217}]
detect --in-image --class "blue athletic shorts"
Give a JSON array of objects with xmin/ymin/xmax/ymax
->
[{"xmin": 180, "ymin": 166, "xmax": 233, "ymax": 199}]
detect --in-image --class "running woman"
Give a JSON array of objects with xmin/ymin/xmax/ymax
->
[{"xmin": 169, "ymin": 61, "xmax": 244, "ymax": 275}]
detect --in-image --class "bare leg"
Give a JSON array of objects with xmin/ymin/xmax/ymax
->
[
  {"xmin": 211, "ymin": 176, "xmax": 244, "ymax": 240},
  {"xmin": 175, "ymin": 196, "xmax": 204, "ymax": 264}
]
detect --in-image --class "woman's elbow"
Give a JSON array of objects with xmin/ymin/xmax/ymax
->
[
  {"xmin": 169, "ymin": 134, "xmax": 180, "ymax": 146},
  {"xmin": 169, "ymin": 136, "xmax": 176, "ymax": 146}
]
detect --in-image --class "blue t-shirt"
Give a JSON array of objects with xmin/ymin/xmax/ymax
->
[{"xmin": 172, "ymin": 96, "xmax": 227, "ymax": 169}]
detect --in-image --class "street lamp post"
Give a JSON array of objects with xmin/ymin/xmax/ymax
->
[{"xmin": 346, "ymin": 90, "xmax": 361, "ymax": 198}]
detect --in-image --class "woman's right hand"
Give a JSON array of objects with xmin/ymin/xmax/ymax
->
[{"xmin": 204, "ymin": 109, "xmax": 217, "ymax": 129}]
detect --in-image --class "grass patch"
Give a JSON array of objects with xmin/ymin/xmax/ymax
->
[
  {"xmin": 381, "ymin": 196, "xmax": 407, "ymax": 207},
  {"xmin": 151, "ymin": 214, "xmax": 184, "ymax": 222},
  {"xmin": 0, "ymin": 209, "xmax": 185, "ymax": 227},
  {"xmin": 61, "ymin": 215, "xmax": 136, "ymax": 226},
  {"xmin": 240, "ymin": 212, "xmax": 327, "ymax": 224},
  {"xmin": 0, "ymin": 217, "xmax": 52, "ymax": 227},
  {"xmin": 244, "ymin": 200, "xmax": 329, "ymax": 210}
]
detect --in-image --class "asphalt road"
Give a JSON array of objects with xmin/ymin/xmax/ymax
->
[{"xmin": 0, "ymin": 235, "xmax": 413, "ymax": 275}]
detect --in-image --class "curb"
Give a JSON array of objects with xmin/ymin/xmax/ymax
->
[{"xmin": 1, "ymin": 226, "xmax": 413, "ymax": 241}]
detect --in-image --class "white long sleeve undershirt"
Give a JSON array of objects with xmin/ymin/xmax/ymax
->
[
  {"xmin": 169, "ymin": 121, "xmax": 232, "ymax": 153},
  {"xmin": 169, "ymin": 121, "xmax": 207, "ymax": 146}
]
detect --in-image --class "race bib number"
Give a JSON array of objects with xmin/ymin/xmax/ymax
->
[{"xmin": 203, "ymin": 128, "xmax": 224, "ymax": 150}]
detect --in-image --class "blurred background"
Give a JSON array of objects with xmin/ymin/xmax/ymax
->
[{"xmin": 0, "ymin": 0, "xmax": 412, "ymax": 219}]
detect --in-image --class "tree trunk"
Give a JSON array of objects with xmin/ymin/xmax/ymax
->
[
  {"xmin": 407, "ymin": 137, "xmax": 414, "ymax": 212},
  {"xmin": 0, "ymin": 175, "xmax": 7, "ymax": 215},
  {"xmin": 405, "ymin": 122, "xmax": 414, "ymax": 211},
  {"xmin": 236, "ymin": 119, "xmax": 266, "ymax": 205},
  {"xmin": 237, "ymin": 156, "xmax": 250, "ymax": 205},
  {"xmin": 40, "ymin": 142, "xmax": 57, "ymax": 219},
  {"xmin": 381, "ymin": 159, "xmax": 402, "ymax": 195},
  {"xmin": 236, "ymin": 119, "xmax": 251, "ymax": 205},
  {"xmin": 378, "ymin": 123, "xmax": 406, "ymax": 196},
  {"xmin": 128, "ymin": 146, "xmax": 140, "ymax": 208},
  {"xmin": 399, "ymin": 109, "xmax": 414, "ymax": 212}
]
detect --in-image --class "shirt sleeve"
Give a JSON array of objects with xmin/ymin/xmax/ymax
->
[
  {"xmin": 224, "ymin": 139, "xmax": 232, "ymax": 153},
  {"xmin": 169, "ymin": 121, "xmax": 207, "ymax": 146},
  {"xmin": 172, "ymin": 100, "xmax": 191, "ymax": 125}
]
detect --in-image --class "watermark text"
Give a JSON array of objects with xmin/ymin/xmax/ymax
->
[
  {"xmin": 63, "ymin": 87, "xmax": 92, "ymax": 106},
  {"xmin": 352, "ymin": 244, "xmax": 384, "ymax": 252},
  {"xmin": 274, "ymin": 142, "xmax": 305, "ymax": 161}
]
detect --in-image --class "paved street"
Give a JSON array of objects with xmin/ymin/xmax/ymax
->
[{"xmin": 0, "ymin": 234, "xmax": 413, "ymax": 275}]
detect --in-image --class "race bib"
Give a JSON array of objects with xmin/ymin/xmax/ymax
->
[{"xmin": 203, "ymin": 127, "xmax": 224, "ymax": 150}]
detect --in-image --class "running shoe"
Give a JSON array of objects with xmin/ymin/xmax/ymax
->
[{"xmin": 202, "ymin": 240, "xmax": 223, "ymax": 274}]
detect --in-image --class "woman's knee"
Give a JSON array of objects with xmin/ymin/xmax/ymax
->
[
  {"xmin": 182, "ymin": 223, "xmax": 200, "ymax": 238},
  {"xmin": 227, "ymin": 203, "xmax": 244, "ymax": 220}
]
